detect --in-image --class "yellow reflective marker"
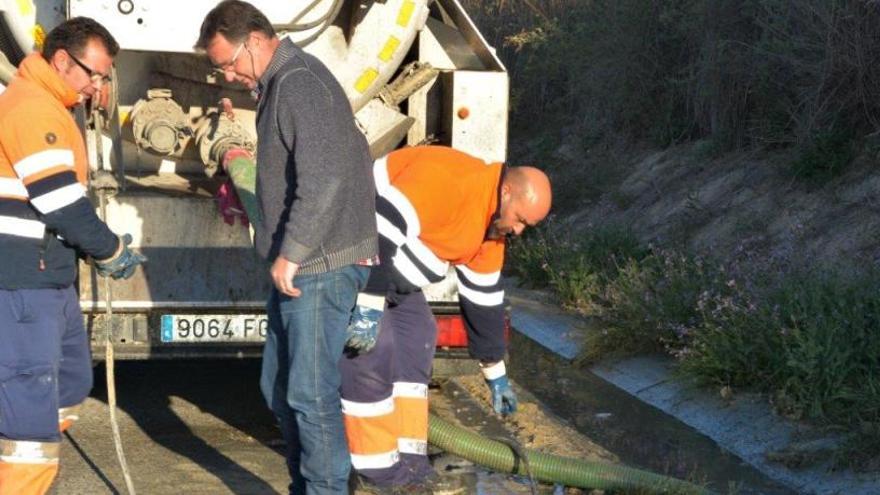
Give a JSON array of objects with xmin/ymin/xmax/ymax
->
[
  {"xmin": 355, "ymin": 68, "xmax": 379, "ymax": 94},
  {"xmin": 379, "ymin": 36, "xmax": 400, "ymax": 63},
  {"xmin": 397, "ymin": 0, "xmax": 415, "ymax": 28},
  {"xmin": 16, "ymin": 0, "xmax": 34, "ymax": 16},
  {"xmin": 31, "ymin": 24, "xmax": 45, "ymax": 50}
]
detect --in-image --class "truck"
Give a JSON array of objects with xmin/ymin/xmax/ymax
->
[{"xmin": 0, "ymin": 0, "xmax": 508, "ymax": 369}]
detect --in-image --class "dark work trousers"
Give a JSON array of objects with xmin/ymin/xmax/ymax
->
[
  {"xmin": 0, "ymin": 286, "xmax": 93, "ymax": 495},
  {"xmin": 340, "ymin": 290, "xmax": 437, "ymax": 487}
]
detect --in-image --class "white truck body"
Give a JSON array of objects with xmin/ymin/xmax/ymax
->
[{"xmin": 0, "ymin": 0, "xmax": 507, "ymax": 359}]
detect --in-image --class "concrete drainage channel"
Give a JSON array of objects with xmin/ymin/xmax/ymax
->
[
  {"xmin": 426, "ymin": 344, "xmax": 789, "ymax": 494},
  {"xmin": 505, "ymin": 289, "xmax": 880, "ymax": 495}
]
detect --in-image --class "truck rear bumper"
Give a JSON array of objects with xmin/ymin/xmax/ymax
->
[{"xmin": 85, "ymin": 302, "xmax": 484, "ymax": 365}]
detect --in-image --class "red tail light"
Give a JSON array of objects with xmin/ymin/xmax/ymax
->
[
  {"xmin": 435, "ymin": 315, "xmax": 468, "ymax": 347},
  {"xmin": 434, "ymin": 313, "xmax": 511, "ymax": 348}
]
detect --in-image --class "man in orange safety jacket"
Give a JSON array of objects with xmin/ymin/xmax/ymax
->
[
  {"xmin": 340, "ymin": 145, "xmax": 552, "ymax": 493},
  {"xmin": 0, "ymin": 17, "xmax": 145, "ymax": 495}
]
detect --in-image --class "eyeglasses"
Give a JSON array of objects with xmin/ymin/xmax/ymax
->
[
  {"xmin": 67, "ymin": 51, "xmax": 111, "ymax": 84},
  {"xmin": 218, "ymin": 42, "xmax": 245, "ymax": 72}
]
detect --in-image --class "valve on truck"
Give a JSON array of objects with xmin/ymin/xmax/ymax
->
[
  {"xmin": 130, "ymin": 88, "xmax": 190, "ymax": 156},
  {"xmin": 193, "ymin": 110, "xmax": 256, "ymax": 177}
]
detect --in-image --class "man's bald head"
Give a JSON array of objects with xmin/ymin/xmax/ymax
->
[
  {"xmin": 487, "ymin": 166, "xmax": 553, "ymax": 240},
  {"xmin": 506, "ymin": 166, "xmax": 552, "ymax": 220}
]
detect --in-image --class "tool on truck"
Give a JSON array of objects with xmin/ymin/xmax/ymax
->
[{"xmin": 0, "ymin": 0, "xmax": 510, "ymax": 369}]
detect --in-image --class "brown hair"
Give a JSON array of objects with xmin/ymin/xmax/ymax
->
[
  {"xmin": 195, "ymin": 0, "xmax": 276, "ymax": 50},
  {"xmin": 42, "ymin": 17, "xmax": 119, "ymax": 59}
]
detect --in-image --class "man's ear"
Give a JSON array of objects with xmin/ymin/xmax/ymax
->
[
  {"xmin": 247, "ymin": 32, "xmax": 262, "ymax": 48},
  {"xmin": 49, "ymin": 49, "xmax": 69, "ymax": 72},
  {"xmin": 500, "ymin": 182, "xmax": 512, "ymax": 202}
]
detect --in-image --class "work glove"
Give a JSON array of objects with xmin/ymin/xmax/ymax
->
[
  {"xmin": 482, "ymin": 360, "xmax": 518, "ymax": 416},
  {"xmin": 216, "ymin": 179, "xmax": 248, "ymax": 226},
  {"xmin": 94, "ymin": 234, "xmax": 147, "ymax": 280},
  {"xmin": 345, "ymin": 293, "xmax": 386, "ymax": 353}
]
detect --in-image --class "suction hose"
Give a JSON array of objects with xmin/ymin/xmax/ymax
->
[
  {"xmin": 222, "ymin": 153, "xmax": 714, "ymax": 494},
  {"xmin": 429, "ymin": 414, "xmax": 714, "ymax": 494},
  {"xmin": 223, "ymin": 149, "xmax": 260, "ymax": 224}
]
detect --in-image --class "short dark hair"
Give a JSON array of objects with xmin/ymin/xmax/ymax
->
[
  {"xmin": 42, "ymin": 17, "xmax": 120, "ymax": 59},
  {"xmin": 195, "ymin": 0, "xmax": 276, "ymax": 50}
]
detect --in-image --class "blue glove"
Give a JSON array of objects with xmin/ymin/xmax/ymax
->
[
  {"xmin": 94, "ymin": 234, "xmax": 147, "ymax": 280},
  {"xmin": 486, "ymin": 374, "xmax": 518, "ymax": 416},
  {"xmin": 345, "ymin": 305, "xmax": 383, "ymax": 353}
]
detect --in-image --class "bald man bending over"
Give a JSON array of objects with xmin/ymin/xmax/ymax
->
[{"xmin": 339, "ymin": 145, "xmax": 552, "ymax": 493}]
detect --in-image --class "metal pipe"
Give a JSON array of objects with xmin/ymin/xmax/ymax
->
[{"xmin": 377, "ymin": 62, "xmax": 439, "ymax": 108}]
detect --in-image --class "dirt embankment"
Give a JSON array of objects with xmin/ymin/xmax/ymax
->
[{"xmin": 527, "ymin": 133, "xmax": 880, "ymax": 266}]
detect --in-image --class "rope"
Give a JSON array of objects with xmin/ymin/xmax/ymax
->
[{"xmin": 93, "ymin": 107, "xmax": 137, "ymax": 495}]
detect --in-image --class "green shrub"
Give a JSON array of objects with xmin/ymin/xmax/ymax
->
[
  {"xmin": 546, "ymin": 252, "xmax": 604, "ymax": 314},
  {"xmin": 506, "ymin": 224, "xmax": 647, "ymax": 312},
  {"xmin": 505, "ymin": 226, "xmax": 555, "ymax": 288},
  {"xmin": 509, "ymin": 222, "xmax": 880, "ymax": 465},
  {"xmin": 585, "ymin": 250, "xmax": 720, "ymax": 362},
  {"xmin": 680, "ymin": 268, "xmax": 880, "ymax": 425},
  {"xmin": 678, "ymin": 284, "xmax": 786, "ymax": 390},
  {"xmin": 791, "ymin": 128, "xmax": 856, "ymax": 180}
]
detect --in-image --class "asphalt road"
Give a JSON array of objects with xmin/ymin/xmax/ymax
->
[
  {"xmin": 54, "ymin": 358, "xmax": 569, "ymax": 495},
  {"xmin": 52, "ymin": 359, "xmax": 560, "ymax": 495},
  {"xmin": 55, "ymin": 359, "xmax": 289, "ymax": 494}
]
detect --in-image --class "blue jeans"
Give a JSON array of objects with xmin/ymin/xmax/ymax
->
[{"xmin": 260, "ymin": 265, "xmax": 369, "ymax": 495}]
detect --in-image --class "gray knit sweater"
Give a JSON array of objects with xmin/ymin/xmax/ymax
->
[{"xmin": 253, "ymin": 38, "xmax": 377, "ymax": 274}]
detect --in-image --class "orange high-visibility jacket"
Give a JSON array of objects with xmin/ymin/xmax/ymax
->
[
  {"xmin": 373, "ymin": 145, "xmax": 507, "ymax": 362},
  {"xmin": 0, "ymin": 53, "xmax": 117, "ymax": 289}
]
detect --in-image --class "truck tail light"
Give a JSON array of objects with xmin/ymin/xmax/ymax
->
[
  {"xmin": 435, "ymin": 314, "xmax": 468, "ymax": 347},
  {"xmin": 434, "ymin": 313, "xmax": 511, "ymax": 348}
]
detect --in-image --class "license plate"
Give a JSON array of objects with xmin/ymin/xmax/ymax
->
[{"xmin": 160, "ymin": 314, "xmax": 268, "ymax": 343}]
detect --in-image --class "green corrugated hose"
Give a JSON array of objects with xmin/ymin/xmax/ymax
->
[
  {"xmin": 429, "ymin": 414, "xmax": 714, "ymax": 494},
  {"xmin": 226, "ymin": 153, "xmax": 261, "ymax": 224},
  {"xmin": 225, "ymin": 153, "xmax": 713, "ymax": 494}
]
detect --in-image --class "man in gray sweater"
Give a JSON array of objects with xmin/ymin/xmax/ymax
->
[{"xmin": 197, "ymin": 2, "xmax": 377, "ymax": 493}]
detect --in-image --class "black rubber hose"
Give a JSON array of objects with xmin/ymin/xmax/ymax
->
[{"xmin": 428, "ymin": 414, "xmax": 715, "ymax": 494}]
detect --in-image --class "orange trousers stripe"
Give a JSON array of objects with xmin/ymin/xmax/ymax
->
[
  {"xmin": 344, "ymin": 411, "xmax": 399, "ymax": 455},
  {"xmin": 0, "ymin": 462, "xmax": 59, "ymax": 495},
  {"xmin": 395, "ymin": 396, "xmax": 427, "ymax": 441},
  {"xmin": 344, "ymin": 395, "xmax": 428, "ymax": 455}
]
